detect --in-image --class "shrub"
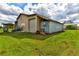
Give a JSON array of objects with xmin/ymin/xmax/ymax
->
[{"xmin": 65, "ymin": 24, "xmax": 77, "ymax": 30}]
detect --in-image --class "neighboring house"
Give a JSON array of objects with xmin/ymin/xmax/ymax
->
[
  {"xmin": 14, "ymin": 13, "xmax": 64, "ymax": 34},
  {"xmin": 2, "ymin": 23, "xmax": 14, "ymax": 32}
]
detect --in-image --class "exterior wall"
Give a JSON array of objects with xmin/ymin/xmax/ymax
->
[
  {"xmin": 17, "ymin": 15, "xmax": 28, "ymax": 32},
  {"xmin": 16, "ymin": 14, "xmax": 64, "ymax": 34},
  {"xmin": 36, "ymin": 16, "xmax": 41, "ymax": 32},
  {"xmin": 40, "ymin": 20, "xmax": 49, "ymax": 33},
  {"xmin": 49, "ymin": 21, "xmax": 63, "ymax": 33},
  {"xmin": 28, "ymin": 16, "xmax": 37, "ymax": 33},
  {"xmin": 37, "ymin": 16, "xmax": 50, "ymax": 33},
  {"xmin": 16, "ymin": 15, "xmax": 38, "ymax": 33},
  {"xmin": 28, "ymin": 17, "xmax": 36, "ymax": 33}
]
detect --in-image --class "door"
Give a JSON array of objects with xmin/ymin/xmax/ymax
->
[{"xmin": 29, "ymin": 19, "xmax": 36, "ymax": 33}]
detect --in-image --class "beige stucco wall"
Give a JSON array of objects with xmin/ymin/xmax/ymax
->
[
  {"xmin": 36, "ymin": 16, "xmax": 41, "ymax": 32},
  {"xmin": 17, "ymin": 15, "xmax": 29, "ymax": 32},
  {"xmin": 27, "ymin": 15, "xmax": 42, "ymax": 33},
  {"xmin": 17, "ymin": 14, "xmax": 38, "ymax": 32},
  {"xmin": 28, "ymin": 16, "xmax": 37, "ymax": 32}
]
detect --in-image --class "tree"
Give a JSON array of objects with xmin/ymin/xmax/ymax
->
[{"xmin": 65, "ymin": 24, "xmax": 77, "ymax": 30}]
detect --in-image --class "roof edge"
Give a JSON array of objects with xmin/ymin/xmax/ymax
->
[{"xmin": 17, "ymin": 13, "xmax": 64, "ymax": 24}]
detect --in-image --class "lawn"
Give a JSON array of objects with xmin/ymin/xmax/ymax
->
[{"xmin": 0, "ymin": 30, "xmax": 79, "ymax": 56}]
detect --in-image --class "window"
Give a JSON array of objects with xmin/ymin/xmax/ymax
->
[{"xmin": 41, "ymin": 20, "xmax": 49, "ymax": 32}]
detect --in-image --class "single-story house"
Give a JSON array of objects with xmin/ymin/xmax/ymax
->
[
  {"xmin": 14, "ymin": 13, "xmax": 64, "ymax": 34},
  {"xmin": 2, "ymin": 23, "xmax": 15, "ymax": 32}
]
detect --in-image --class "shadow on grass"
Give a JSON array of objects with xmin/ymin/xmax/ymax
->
[{"xmin": 0, "ymin": 31, "xmax": 64, "ymax": 40}]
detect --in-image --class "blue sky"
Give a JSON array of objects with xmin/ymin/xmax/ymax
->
[
  {"xmin": 0, "ymin": 3, "xmax": 41, "ymax": 25},
  {"xmin": 7, "ymin": 3, "xmax": 39, "ymax": 9},
  {"xmin": 7, "ymin": 3, "xmax": 27, "ymax": 9},
  {"xmin": 0, "ymin": 3, "xmax": 79, "ymax": 26}
]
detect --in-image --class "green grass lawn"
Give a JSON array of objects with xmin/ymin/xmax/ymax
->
[{"xmin": 0, "ymin": 30, "xmax": 79, "ymax": 56}]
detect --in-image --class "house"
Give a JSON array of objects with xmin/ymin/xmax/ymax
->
[
  {"xmin": 2, "ymin": 23, "xmax": 15, "ymax": 32},
  {"xmin": 14, "ymin": 13, "xmax": 64, "ymax": 34}
]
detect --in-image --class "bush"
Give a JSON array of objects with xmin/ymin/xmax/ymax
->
[
  {"xmin": 65, "ymin": 24, "xmax": 77, "ymax": 30},
  {"xmin": 0, "ymin": 26, "xmax": 2, "ymax": 28}
]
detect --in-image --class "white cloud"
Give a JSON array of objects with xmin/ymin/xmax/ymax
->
[
  {"xmin": 73, "ymin": 20, "xmax": 79, "ymax": 23},
  {"xmin": 24, "ymin": 3, "xmax": 43, "ymax": 14},
  {"xmin": 34, "ymin": 3, "xmax": 79, "ymax": 24},
  {"xmin": 36, "ymin": 5, "xmax": 49, "ymax": 17},
  {"xmin": 34, "ymin": 3, "xmax": 67, "ymax": 20},
  {"xmin": 68, "ymin": 13, "xmax": 79, "ymax": 18},
  {"xmin": 1, "ymin": 0, "xmax": 79, "ymax": 3},
  {"xmin": 1, "ymin": 3, "xmax": 79, "ymax": 25},
  {"xmin": 23, "ymin": 3, "xmax": 79, "ymax": 25},
  {"xmin": 0, "ymin": 3, "xmax": 23, "ymax": 24},
  {"xmin": 10, "ymin": 5, "xmax": 23, "ymax": 14},
  {"xmin": 0, "ymin": 3, "xmax": 23, "ymax": 15}
]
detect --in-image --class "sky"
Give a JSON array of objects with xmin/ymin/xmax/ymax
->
[{"xmin": 0, "ymin": 3, "xmax": 79, "ymax": 26}]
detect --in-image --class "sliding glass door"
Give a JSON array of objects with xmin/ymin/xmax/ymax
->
[{"xmin": 41, "ymin": 20, "xmax": 49, "ymax": 33}]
